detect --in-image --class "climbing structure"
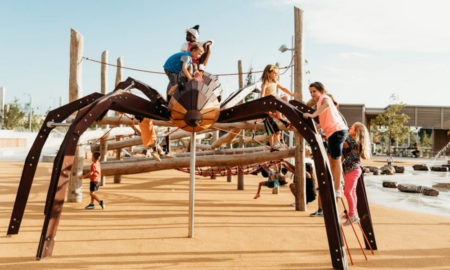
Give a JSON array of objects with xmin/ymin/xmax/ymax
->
[{"xmin": 7, "ymin": 73, "xmax": 377, "ymax": 269}]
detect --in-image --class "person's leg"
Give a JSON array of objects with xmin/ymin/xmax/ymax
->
[
  {"xmin": 343, "ymin": 168, "xmax": 361, "ymax": 217},
  {"xmin": 330, "ymin": 158, "xmax": 343, "ymax": 191},
  {"xmin": 289, "ymin": 183, "xmax": 297, "ymax": 198},
  {"xmin": 254, "ymin": 182, "xmax": 265, "ymax": 199},
  {"xmin": 90, "ymin": 191, "xmax": 100, "ymax": 203},
  {"xmin": 328, "ymin": 130, "xmax": 348, "ymax": 194}
]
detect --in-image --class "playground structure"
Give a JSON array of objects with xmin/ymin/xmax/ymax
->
[{"xmin": 6, "ymin": 7, "xmax": 377, "ymax": 270}]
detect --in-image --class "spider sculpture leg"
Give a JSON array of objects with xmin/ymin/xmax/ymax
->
[
  {"xmin": 7, "ymin": 93, "xmax": 103, "ymax": 236},
  {"xmin": 36, "ymin": 90, "xmax": 169, "ymax": 259},
  {"xmin": 219, "ymin": 95, "xmax": 352, "ymax": 270}
]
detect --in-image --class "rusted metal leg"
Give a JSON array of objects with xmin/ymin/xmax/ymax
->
[
  {"xmin": 37, "ymin": 156, "xmax": 74, "ymax": 259},
  {"xmin": 7, "ymin": 93, "xmax": 103, "ymax": 235},
  {"xmin": 356, "ymin": 171, "xmax": 377, "ymax": 250}
]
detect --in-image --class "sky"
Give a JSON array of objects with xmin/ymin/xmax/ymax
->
[{"xmin": 0, "ymin": 0, "xmax": 449, "ymax": 115}]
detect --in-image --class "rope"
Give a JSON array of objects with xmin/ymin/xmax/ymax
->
[
  {"xmin": 94, "ymin": 113, "xmax": 125, "ymax": 143},
  {"xmin": 211, "ymin": 125, "xmax": 272, "ymax": 151},
  {"xmin": 176, "ymin": 160, "xmax": 280, "ymax": 177},
  {"xmin": 82, "ymin": 56, "xmax": 293, "ymax": 77}
]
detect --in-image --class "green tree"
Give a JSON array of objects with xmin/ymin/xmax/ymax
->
[
  {"xmin": 2, "ymin": 98, "xmax": 26, "ymax": 130},
  {"xmin": 371, "ymin": 103, "xmax": 410, "ymax": 155}
]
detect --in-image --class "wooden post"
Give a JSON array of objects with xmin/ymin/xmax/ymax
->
[
  {"xmin": 294, "ymin": 7, "xmax": 306, "ymax": 211},
  {"xmin": 237, "ymin": 60, "xmax": 245, "ymax": 190},
  {"xmin": 227, "ymin": 142, "xmax": 233, "ymax": 182},
  {"xmin": 188, "ymin": 132, "xmax": 196, "ymax": 238},
  {"xmin": 100, "ymin": 50, "xmax": 108, "ymax": 186},
  {"xmin": 113, "ymin": 57, "xmax": 123, "ymax": 183},
  {"xmin": 114, "ymin": 135, "xmax": 122, "ymax": 184},
  {"xmin": 67, "ymin": 29, "xmax": 84, "ymax": 203},
  {"xmin": 115, "ymin": 57, "xmax": 123, "ymax": 118}
]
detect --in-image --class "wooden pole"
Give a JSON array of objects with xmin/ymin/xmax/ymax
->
[
  {"xmin": 294, "ymin": 7, "xmax": 306, "ymax": 211},
  {"xmin": 237, "ymin": 60, "xmax": 245, "ymax": 190},
  {"xmin": 188, "ymin": 132, "xmax": 196, "ymax": 238},
  {"xmin": 100, "ymin": 50, "xmax": 108, "ymax": 186},
  {"xmin": 67, "ymin": 28, "xmax": 84, "ymax": 203},
  {"xmin": 114, "ymin": 57, "xmax": 123, "ymax": 183}
]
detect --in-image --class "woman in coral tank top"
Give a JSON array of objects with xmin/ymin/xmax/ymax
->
[{"xmin": 303, "ymin": 82, "xmax": 348, "ymax": 199}]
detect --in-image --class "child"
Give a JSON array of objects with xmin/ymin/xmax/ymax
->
[
  {"xmin": 387, "ymin": 154, "xmax": 393, "ymax": 166},
  {"xmin": 281, "ymin": 161, "xmax": 317, "ymax": 206},
  {"xmin": 303, "ymin": 82, "xmax": 348, "ymax": 198},
  {"xmin": 163, "ymin": 43, "xmax": 204, "ymax": 101},
  {"xmin": 260, "ymin": 64, "xmax": 298, "ymax": 150},
  {"xmin": 341, "ymin": 122, "xmax": 371, "ymax": 225},
  {"xmin": 138, "ymin": 118, "xmax": 163, "ymax": 161},
  {"xmin": 85, "ymin": 152, "xmax": 105, "ymax": 210},
  {"xmin": 181, "ymin": 25, "xmax": 213, "ymax": 73},
  {"xmin": 253, "ymin": 169, "xmax": 288, "ymax": 199}
]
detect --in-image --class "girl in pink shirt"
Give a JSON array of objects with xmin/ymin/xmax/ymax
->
[{"xmin": 303, "ymin": 82, "xmax": 348, "ymax": 198}]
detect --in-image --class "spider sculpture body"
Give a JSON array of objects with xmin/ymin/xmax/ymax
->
[{"xmin": 7, "ymin": 73, "xmax": 376, "ymax": 269}]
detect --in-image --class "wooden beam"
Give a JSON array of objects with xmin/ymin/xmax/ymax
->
[
  {"xmin": 83, "ymin": 148, "xmax": 295, "ymax": 176},
  {"xmin": 67, "ymin": 28, "xmax": 84, "ymax": 203},
  {"xmin": 210, "ymin": 128, "xmax": 240, "ymax": 149},
  {"xmin": 294, "ymin": 7, "xmax": 306, "ymax": 212}
]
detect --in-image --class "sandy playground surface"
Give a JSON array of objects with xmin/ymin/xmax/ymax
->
[{"xmin": 0, "ymin": 160, "xmax": 449, "ymax": 270}]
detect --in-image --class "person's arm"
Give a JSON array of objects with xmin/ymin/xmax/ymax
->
[
  {"xmin": 182, "ymin": 62, "xmax": 193, "ymax": 81},
  {"xmin": 277, "ymin": 83, "xmax": 299, "ymax": 98},
  {"xmin": 260, "ymin": 83, "xmax": 266, "ymax": 98},
  {"xmin": 303, "ymin": 97, "xmax": 329, "ymax": 119}
]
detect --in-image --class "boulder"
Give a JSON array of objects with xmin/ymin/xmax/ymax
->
[
  {"xmin": 364, "ymin": 168, "xmax": 371, "ymax": 174},
  {"xmin": 365, "ymin": 166, "xmax": 379, "ymax": 173},
  {"xmin": 393, "ymin": 166, "xmax": 405, "ymax": 173},
  {"xmin": 380, "ymin": 165, "xmax": 395, "ymax": 175},
  {"xmin": 422, "ymin": 187, "xmax": 439, "ymax": 196},
  {"xmin": 397, "ymin": 184, "xmax": 423, "ymax": 193},
  {"xmin": 413, "ymin": 164, "xmax": 429, "ymax": 171},
  {"xmin": 382, "ymin": 181, "xmax": 397, "ymax": 188},
  {"xmin": 431, "ymin": 166, "xmax": 449, "ymax": 172},
  {"xmin": 373, "ymin": 169, "xmax": 381, "ymax": 175}
]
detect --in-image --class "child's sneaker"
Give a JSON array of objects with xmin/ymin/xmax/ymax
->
[
  {"xmin": 85, "ymin": 204, "xmax": 94, "ymax": 210},
  {"xmin": 310, "ymin": 209, "xmax": 323, "ymax": 217},
  {"xmin": 343, "ymin": 215, "xmax": 360, "ymax": 226},
  {"xmin": 99, "ymin": 200, "xmax": 105, "ymax": 210},
  {"xmin": 290, "ymin": 202, "xmax": 296, "ymax": 207},
  {"xmin": 151, "ymin": 151, "xmax": 161, "ymax": 162},
  {"xmin": 253, "ymin": 194, "xmax": 261, "ymax": 199}
]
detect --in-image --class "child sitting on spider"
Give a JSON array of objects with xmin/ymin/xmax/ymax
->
[
  {"xmin": 181, "ymin": 25, "xmax": 213, "ymax": 74},
  {"xmin": 253, "ymin": 167, "xmax": 288, "ymax": 199},
  {"xmin": 260, "ymin": 64, "xmax": 298, "ymax": 151},
  {"xmin": 163, "ymin": 43, "xmax": 204, "ymax": 101}
]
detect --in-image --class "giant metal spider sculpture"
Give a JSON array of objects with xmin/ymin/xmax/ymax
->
[{"xmin": 7, "ymin": 73, "xmax": 376, "ymax": 269}]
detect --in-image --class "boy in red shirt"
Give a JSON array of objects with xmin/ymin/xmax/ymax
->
[{"xmin": 85, "ymin": 152, "xmax": 105, "ymax": 210}]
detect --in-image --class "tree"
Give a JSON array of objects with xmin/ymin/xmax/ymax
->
[
  {"xmin": 371, "ymin": 103, "xmax": 410, "ymax": 155},
  {"xmin": 2, "ymin": 98, "xmax": 25, "ymax": 130}
]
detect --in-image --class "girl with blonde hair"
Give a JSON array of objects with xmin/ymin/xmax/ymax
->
[{"xmin": 341, "ymin": 122, "xmax": 371, "ymax": 225}]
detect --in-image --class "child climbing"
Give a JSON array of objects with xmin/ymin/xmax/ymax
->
[
  {"xmin": 303, "ymin": 82, "xmax": 348, "ymax": 199},
  {"xmin": 281, "ymin": 160, "xmax": 317, "ymax": 206},
  {"xmin": 260, "ymin": 64, "xmax": 298, "ymax": 151},
  {"xmin": 341, "ymin": 122, "xmax": 371, "ymax": 226},
  {"xmin": 164, "ymin": 43, "xmax": 204, "ymax": 101},
  {"xmin": 138, "ymin": 118, "xmax": 173, "ymax": 161},
  {"xmin": 253, "ymin": 168, "xmax": 288, "ymax": 199},
  {"xmin": 181, "ymin": 25, "xmax": 213, "ymax": 73},
  {"xmin": 84, "ymin": 152, "xmax": 105, "ymax": 210}
]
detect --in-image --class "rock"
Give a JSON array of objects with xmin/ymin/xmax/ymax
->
[
  {"xmin": 373, "ymin": 169, "xmax": 381, "ymax": 175},
  {"xmin": 365, "ymin": 166, "xmax": 379, "ymax": 173},
  {"xmin": 422, "ymin": 187, "xmax": 439, "ymax": 196},
  {"xmin": 382, "ymin": 181, "xmax": 397, "ymax": 188},
  {"xmin": 431, "ymin": 166, "xmax": 449, "ymax": 172},
  {"xmin": 393, "ymin": 166, "xmax": 405, "ymax": 173},
  {"xmin": 413, "ymin": 164, "xmax": 429, "ymax": 171},
  {"xmin": 364, "ymin": 168, "xmax": 371, "ymax": 174},
  {"xmin": 380, "ymin": 165, "xmax": 395, "ymax": 175},
  {"xmin": 432, "ymin": 182, "xmax": 450, "ymax": 190},
  {"xmin": 397, "ymin": 184, "xmax": 423, "ymax": 193}
]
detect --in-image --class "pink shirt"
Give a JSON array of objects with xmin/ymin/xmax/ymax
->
[{"xmin": 317, "ymin": 95, "xmax": 348, "ymax": 139}]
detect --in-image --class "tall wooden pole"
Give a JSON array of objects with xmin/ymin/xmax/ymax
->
[
  {"xmin": 188, "ymin": 132, "xmax": 196, "ymax": 237},
  {"xmin": 237, "ymin": 60, "xmax": 245, "ymax": 190},
  {"xmin": 294, "ymin": 7, "xmax": 306, "ymax": 211},
  {"xmin": 114, "ymin": 56, "xmax": 123, "ymax": 184},
  {"xmin": 67, "ymin": 28, "xmax": 84, "ymax": 203},
  {"xmin": 100, "ymin": 50, "xmax": 108, "ymax": 186}
]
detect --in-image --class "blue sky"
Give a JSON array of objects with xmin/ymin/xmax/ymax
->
[{"xmin": 1, "ymin": 0, "xmax": 449, "ymax": 114}]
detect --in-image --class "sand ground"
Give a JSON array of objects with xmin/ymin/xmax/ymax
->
[{"xmin": 0, "ymin": 160, "xmax": 449, "ymax": 270}]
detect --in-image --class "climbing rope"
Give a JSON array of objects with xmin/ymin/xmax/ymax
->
[{"xmin": 177, "ymin": 160, "xmax": 280, "ymax": 177}]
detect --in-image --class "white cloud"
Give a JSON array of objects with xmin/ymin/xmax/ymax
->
[{"xmin": 289, "ymin": 0, "xmax": 450, "ymax": 53}]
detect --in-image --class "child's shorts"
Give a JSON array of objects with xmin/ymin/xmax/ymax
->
[
  {"xmin": 327, "ymin": 129, "xmax": 348, "ymax": 159},
  {"xmin": 264, "ymin": 180, "xmax": 279, "ymax": 188},
  {"xmin": 263, "ymin": 116, "xmax": 280, "ymax": 136},
  {"xmin": 90, "ymin": 181, "xmax": 100, "ymax": 192}
]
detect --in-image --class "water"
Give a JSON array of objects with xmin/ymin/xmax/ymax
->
[{"xmin": 364, "ymin": 166, "xmax": 450, "ymax": 216}]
